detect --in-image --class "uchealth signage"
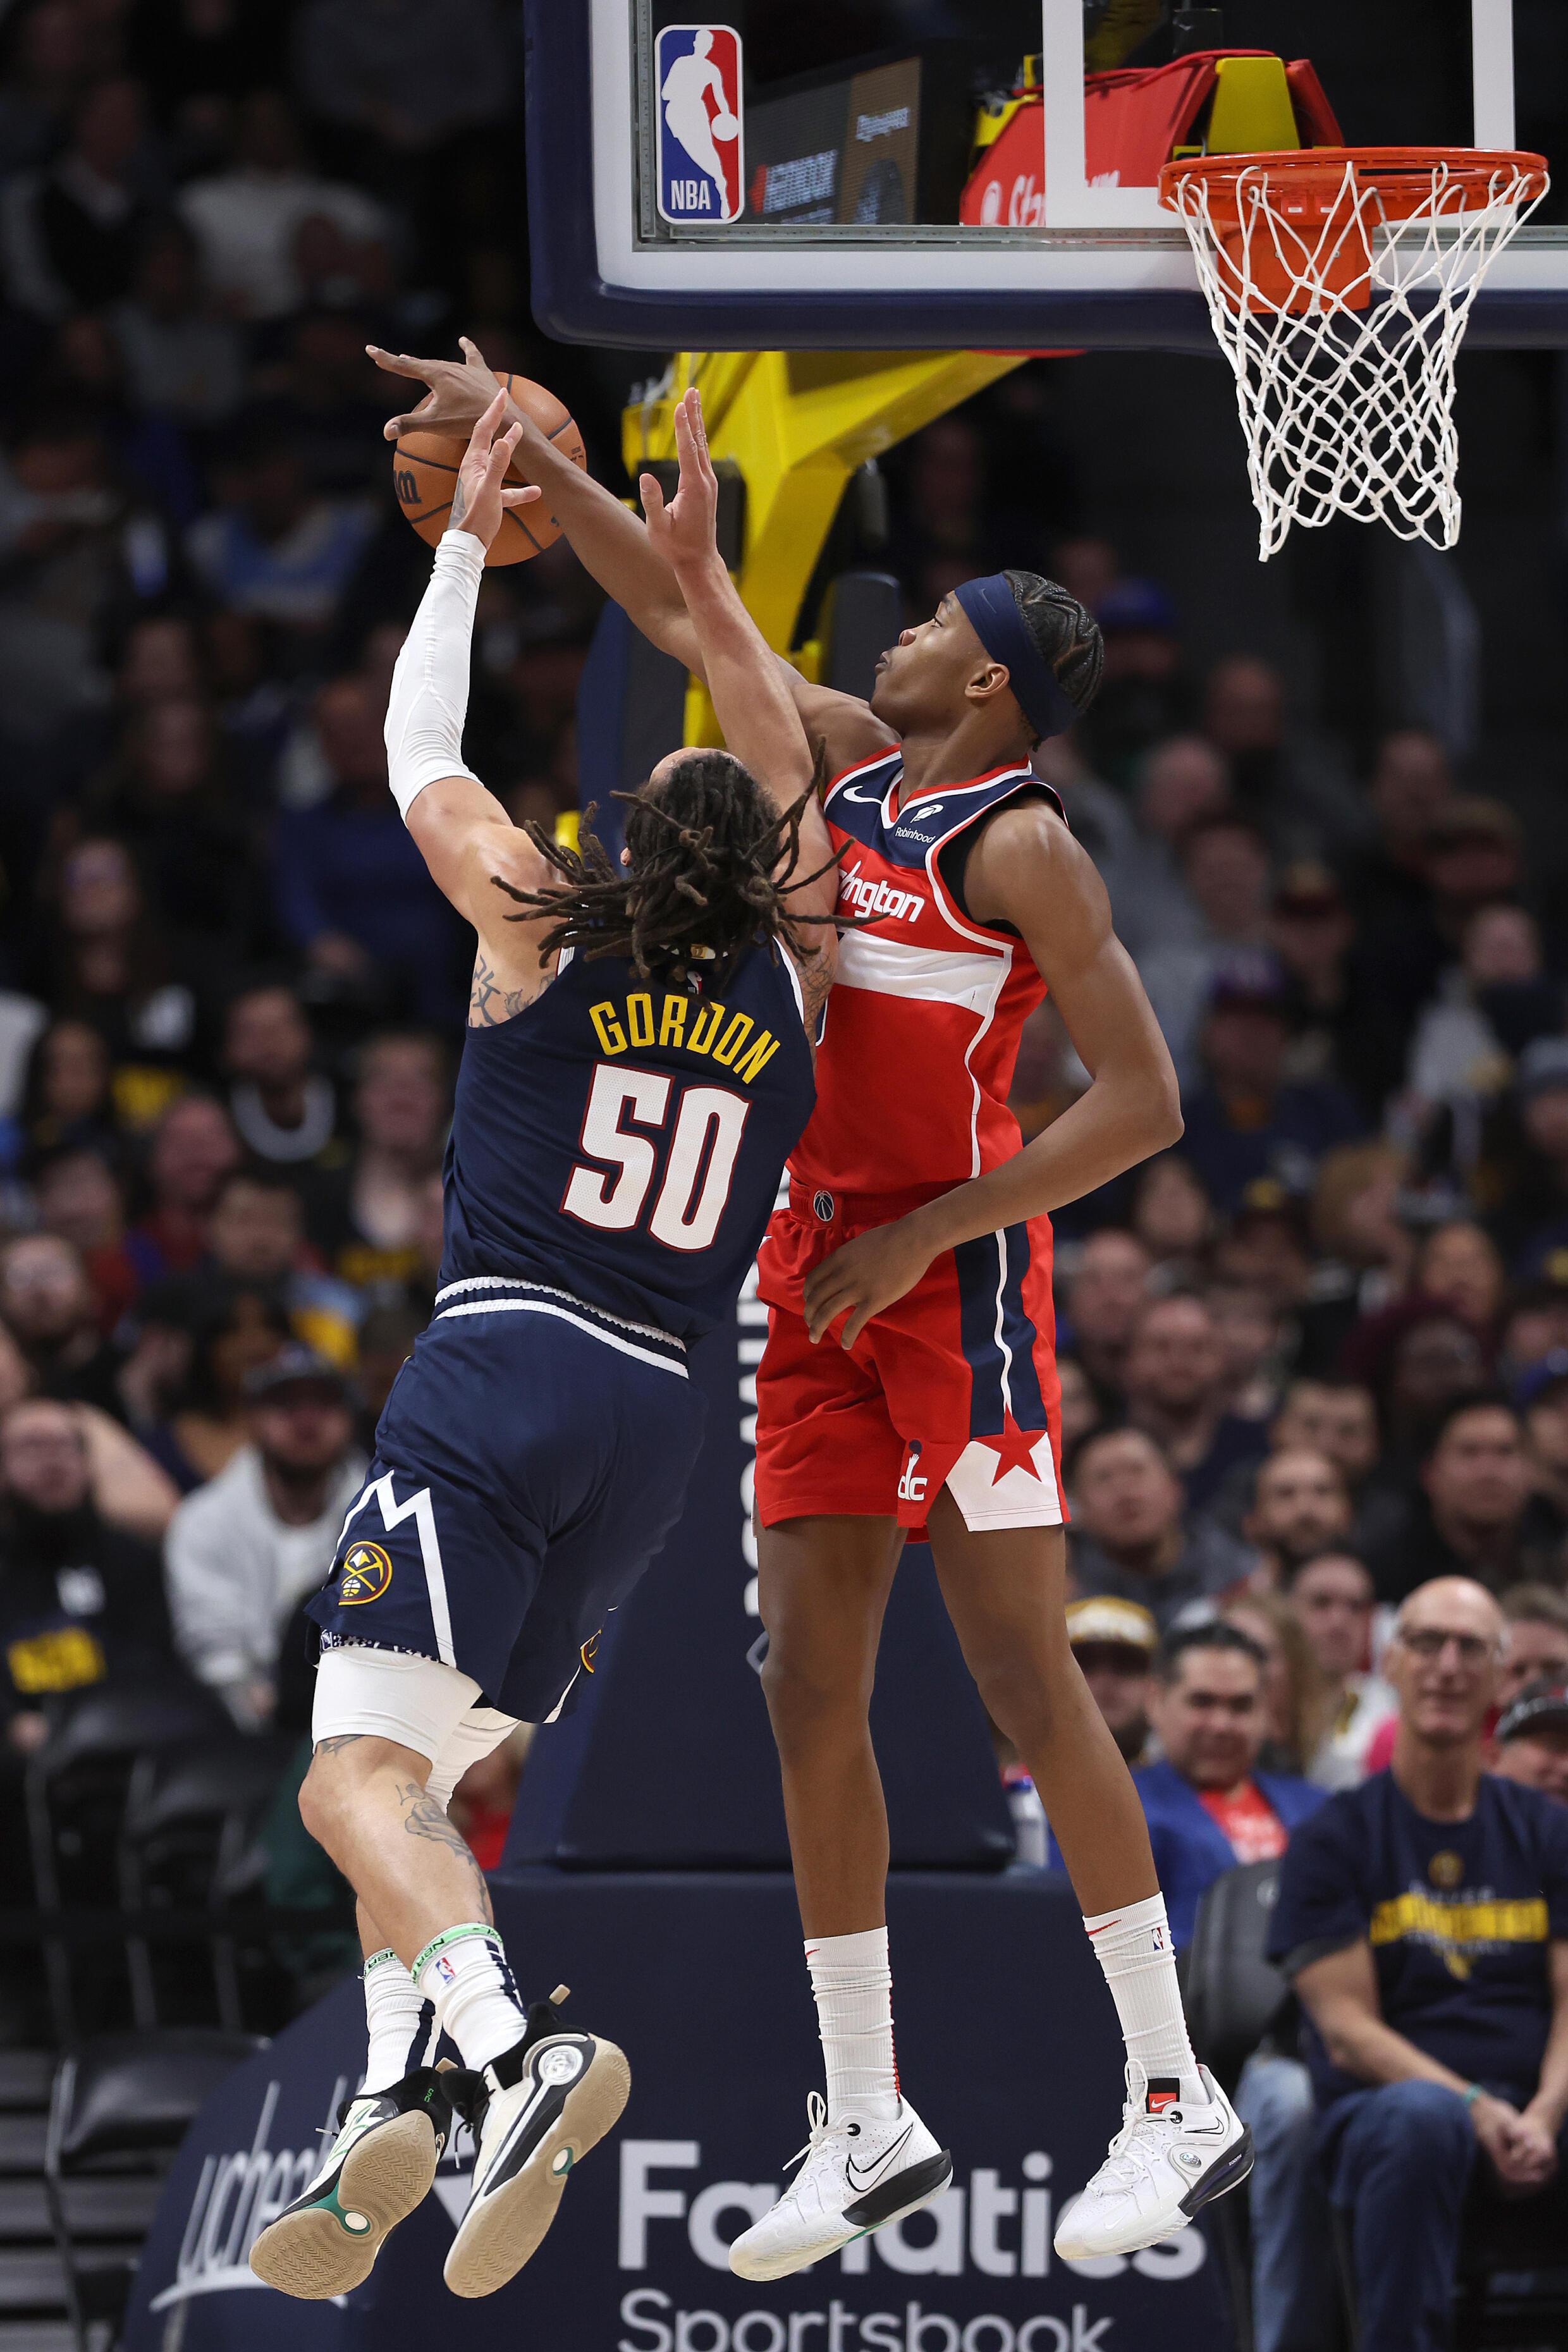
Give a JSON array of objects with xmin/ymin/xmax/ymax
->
[{"xmin": 123, "ymin": 1874, "xmax": 1232, "ymax": 2352}]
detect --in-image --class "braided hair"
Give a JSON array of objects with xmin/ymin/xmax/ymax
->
[
  {"xmin": 1003, "ymin": 568, "xmax": 1105, "ymax": 725},
  {"xmin": 493, "ymin": 745, "xmax": 839, "ymax": 991}
]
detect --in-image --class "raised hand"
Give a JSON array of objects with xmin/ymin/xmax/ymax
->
[
  {"xmin": 449, "ymin": 391, "xmax": 542, "ymax": 551},
  {"xmin": 639, "ymin": 386, "xmax": 720, "ymax": 577},
  {"xmin": 371, "ymin": 334, "xmax": 517, "ymax": 445}
]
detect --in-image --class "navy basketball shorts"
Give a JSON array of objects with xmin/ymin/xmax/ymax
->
[{"xmin": 305, "ymin": 1280, "xmax": 706, "ymax": 1723}]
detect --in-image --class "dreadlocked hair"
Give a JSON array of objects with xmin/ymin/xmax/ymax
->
[
  {"xmin": 493, "ymin": 744, "xmax": 842, "ymax": 991},
  {"xmin": 1003, "ymin": 568, "xmax": 1105, "ymax": 724}
]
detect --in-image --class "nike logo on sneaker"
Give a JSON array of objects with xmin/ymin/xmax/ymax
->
[
  {"xmin": 1182, "ymin": 2112, "xmax": 1230, "ymax": 2138},
  {"xmin": 844, "ymin": 2122, "xmax": 913, "ymax": 2193}
]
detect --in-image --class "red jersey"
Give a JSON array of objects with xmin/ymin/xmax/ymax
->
[{"xmin": 792, "ymin": 750, "xmax": 1057, "ymax": 1199}]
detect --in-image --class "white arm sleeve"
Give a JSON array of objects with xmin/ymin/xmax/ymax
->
[{"xmin": 384, "ymin": 527, "xmax": 486, "ymax": 819}]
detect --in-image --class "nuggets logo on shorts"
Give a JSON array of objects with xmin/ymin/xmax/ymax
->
[
  {"xmin": 581, "ymin": 1630, "xmax": 601, "ymax": 1674},
  {"xmin": 339, "ymin": 1542, "xmax": 393, "ymax": 1605}
]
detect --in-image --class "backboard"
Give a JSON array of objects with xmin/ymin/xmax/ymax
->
[{"xmin": 523, "ymin": 0, "xmax": 1568, "ymax": 351}]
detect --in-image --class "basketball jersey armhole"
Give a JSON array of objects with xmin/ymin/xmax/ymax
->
[{"xmin": 934, "ymin": 781, "xmax": 1067, "ymax": 939}]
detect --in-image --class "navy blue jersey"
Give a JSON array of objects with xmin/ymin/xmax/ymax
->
[{"xmin": 439, "ymin": 939, "xmax": 815, "ymax": 1340}]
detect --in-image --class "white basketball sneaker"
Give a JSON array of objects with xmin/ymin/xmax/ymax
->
[
  {"xmin": 1053, "ymin": 2066, "xmax": 1252, "ymax": 2260},
  {"xmin": 729, "ymin": 2093, "xmax": 952, "ymax": 2282},
  {"xmin": 443, "ymin": 1986, "xmax": 630, "ymax": 2299}
]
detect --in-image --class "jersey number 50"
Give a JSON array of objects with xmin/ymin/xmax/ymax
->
[{"xmin": 563, "ymin": 1063, "xmax": 751, "ymax": 1254}]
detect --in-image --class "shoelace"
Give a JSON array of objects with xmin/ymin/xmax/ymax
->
[{"xmin": 778, "ymin": 2092, "xmax": 850, "ymax": 2205}]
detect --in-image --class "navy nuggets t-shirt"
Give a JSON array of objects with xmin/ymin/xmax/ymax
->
[{"xmin": 1268, "ymin": 1769, "xmax": 1568, "ymax": 2107}]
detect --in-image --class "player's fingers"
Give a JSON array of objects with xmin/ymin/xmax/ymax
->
[
  {"xmin": 501, "ymin": 484, "xmax": 543, "ymax": 506},
  {"xmin": 458, "ymin": 334, "xmax": 493, "ymax": 373},
  {"xmin": 639, "ymin": 470, "xmax": 666, "ymax": 525},
  {"xmin": 467, "ymin": 388, "xmax": 506, "ymax": 456},
  {"xmin": 840, "ymin": 1306, "xmax": 873, "ymax": 1350},
  {"xmin": 367, "ymin": 345, "xmax": 433, "ymax": 380}
]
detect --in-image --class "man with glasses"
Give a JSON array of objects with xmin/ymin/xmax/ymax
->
[{"xmin": 1269, "ymin": 1576, "xmax": 1568, "ymax": 2352}]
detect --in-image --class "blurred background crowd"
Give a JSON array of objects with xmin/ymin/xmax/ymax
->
[{"xmin": 1, "ymin": 3, "xmax": 1568, "ymax": 2341}]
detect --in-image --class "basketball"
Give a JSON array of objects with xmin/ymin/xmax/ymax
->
[{"xmin": 390, "ymin": 371, "xmax": 586, "ymax": 566}]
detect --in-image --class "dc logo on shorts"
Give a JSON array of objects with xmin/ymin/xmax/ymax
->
[
  {"xmin": 339, "ymin": 1541, "xmax": 392, "ymax": 1605},
  {"xmin": 812, "ymin": 1189, "xmax": 835, "ymax": 1223},
  {"xmin": 656, "ymin": 25, "xmax": 743, "ymax": 225}
]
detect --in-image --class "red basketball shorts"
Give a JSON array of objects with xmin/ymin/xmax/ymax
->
[{"xmin": 754, "ymin": 1182, "xmax": 1065, "ymax": 1538}]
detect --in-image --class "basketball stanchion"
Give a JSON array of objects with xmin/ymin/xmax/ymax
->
[{"xmin": 1158, "ymin": 148, "xmax": 1550, "ymax": 559}]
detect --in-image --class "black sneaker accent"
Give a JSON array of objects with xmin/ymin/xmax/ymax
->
[
  {"xmin": 278, "ymin": 2067, "xmax": 456, "ymax": 2217},
  {"xmin": 843, "ymin": 2147, "xmax": 953, "ymax": 2230},
  {"xmin": 1176, "ymin": 2122, "xmax": 1254, "ymax": 2218}
]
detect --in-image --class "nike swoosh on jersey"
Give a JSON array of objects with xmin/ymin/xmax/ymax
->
[
  {"xmin": 840, "ymin": 785, "xmax": 887, "ymax": 804},
  {"xmin": 845, "ymin": 2121, "xmax": 913, "ymax": 2193}
]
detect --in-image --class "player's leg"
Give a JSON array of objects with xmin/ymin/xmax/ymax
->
[
  {"xmin": 729, "ymin": 1512, "xmax": 952, "ymax": 2282},
  {"xmin": 252, "ymin": 1648, "xmax": 524, "ymax": 2300},
  {"xmin": 923, "ymin": 1492, "xmax": 1253, "ymax": 2257}
]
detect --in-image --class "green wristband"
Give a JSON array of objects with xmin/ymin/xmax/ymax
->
[{"xmin": 1462, "ymin": 2083, "xmax": 1483, "ymax": 2109}]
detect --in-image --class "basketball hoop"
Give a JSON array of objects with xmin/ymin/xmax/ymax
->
[{"xmin": 1158, "ymin": 147, "xmax": 1550, "ymax": 560}]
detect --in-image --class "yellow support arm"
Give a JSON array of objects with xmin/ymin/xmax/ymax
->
[{"xmin": 623, "ymin": 349, "xmax": 1024, "ymax": 746}]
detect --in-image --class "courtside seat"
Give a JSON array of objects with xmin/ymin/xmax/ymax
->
[{"xmin": 44, "ymin": 2028, "xmax": 265, "ymax": 2352}]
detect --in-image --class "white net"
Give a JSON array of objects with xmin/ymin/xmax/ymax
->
[{"xmin": 1165, "ymin": 154, "xmax": 1548, "ymax": 561}]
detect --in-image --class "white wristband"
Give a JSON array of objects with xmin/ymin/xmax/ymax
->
[{"xmin": 384, "ymin": 527, "xmax": 486, "ymax": 819}]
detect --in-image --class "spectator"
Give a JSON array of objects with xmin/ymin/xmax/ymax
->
[
  {"xmin": 1271, "ymin": 1577, "xmax": 1568, "ymax": 2352},
  {"xmin": 306, "ymin": 1032, "xmax": 450, "ymax": 1290},
  {"xmin": 38, "ymin": 835, "xmax": 200, "ymax": 1079},
  {"xmin": 1179, "ymin": 953, "xmax": 1365, "ymax": 1218},
  {"xmin": 17, "ymin": 1017, "xmax": 114, "ymax": 1158},
  {"xmin": 1489, "ymin": 1038, "xmax": 1568, "ymax": 1275},
  {"xmin": 1, "ymin": 77, "xmax": 156, "ymax": 319},
  {"xmin": 221, "ymin": 983, "xmax": 340, "ymax": 1167},
  {"xmin": 1406, "ymin": 903, "xmax": 1554, "ymax": 1110},
  {"xmin": 186, "ymin": 415, "xmax": 375, "ymax": 634},
  {"xmin": 1371, "ymin": 1310, "xmax": 1490, "ymax": 1469},
  {"xmin": 1137, "ymin": 1622, "xmax": 1324, "ymax": 1940},
  {"xmin": 1108, "ymin": 734, "xmax": 1227, "ymax": 958},
  {"xmin": 1258, "ymin": 1375, "xmax": 1407, "ymax": 1557},
  {"xmin": 1242, "ymin": 1447, "xmax": 1354, "ymax": 1583},
  {"xmin": 0, "ymin": 1233, "xmax": 123, "ymax": 1418},
  {"xmin": 1122, "ymin": 1290, "xmax": 1269, "ymax": 1510},
  {"xmin": 109, "ymin": 216, "xmax": 245, "ymax": 427},
  {"xmin": 1340, "ymin": 729, "xmax": 1456, "ymax": 929},
  {"xmin": 31, "ymin": 1146, "xmax": 138, "ymax": 1332},
  {"xmin": 1412, "ymin": 1218, "xmax": 1506, "ymax": 1352},
  {"xmin": 1057, "ymin": 1228, "xmax": 1152, "ymax": 1400},
  {"xmin": 178, "ymin": 89, "xmax": 388, "ymax": 321},
  {"xmin": 1199, "ymin": 653, "xmax": 1365, "ymax": 859},
  {"xmin": 1497, "ymin": 1586, "xmax": 1568, "ymax": 1709},
  {"xmin": 204, "ymin": 1165, "xmax": 358, "ymax": 1365},
  {"xmin": 1269, "ymin": 861, "xmax": 1364, "ymax": 1103},
  {"xmin": 1207, "ymin": 1275, "xmax": 1283, "ymax": 1421},
  {"xmin": 291, "ymin": 0, "xmax": 511, "ymax": 160},
  {"xmin": 145, "ymin": 1279, "xmax": 291, "ymax": 1490},
  {"xmin": 1287, "ymin": 1551, "xmax": 1399, "ymax": 1790},
  {"xmin": 1137, "ymin": 1617, "xmax": 1331, "ymax": 2352},
  {"xmin": 1127, "ymin": 1151, "xmax": 1213, "ymax": 1277},
  {"xmin": 1297, "ymin": 1139, "xmax": 1414, "ymax": 1373},
  {"xmin": 164, "ymin": 1343, "xmax": 364, "ymax": 1728},
  {"xmin": 272, "ymin": 679, "xmax": 463, "ymax": 1024},
  {"xmin": 1488, "ymin": 1679, "xmax": 1568, "ymax": 1805},
  {"xmin": 89, "ymin": 695, "xmax": 257, "ymax": 960},
  {"xmin": 1367, "ymin": 1393, "xmax": 1559, "ymax": 1602},
  {"xmin": 125, "ymin": 1091, "xmax": 242, "ymax": 1283},
  {"xmin": 0, "ymin": 1395, "xmax": 175, "ymax": 1757},
  {"xmin": 1066, "ymin": 1424, "xmax": 1257, "ymax": 1632},
  {"xmin": 1065, "ymin": 1594, "xmax": 1157, "ymax": 1765},
  {"xmin": 353, "ymin": 1297, "xmax": 422, "ymax": 1445},
  {"xmin": 1137, "ymin": 816, "xmax": 1273, "ymax": 1083},
  {"xmin": 1222, "ymin": 1590, "xmax": 1329, "ymax": 1776},
  {"xmin": 1055, "ymin": 1354, "xmax": 1101, "ymax": 1455},
  {"xmin": 1500, "ymin": 1289, "xmax": 1568, "ymax": 1388}
]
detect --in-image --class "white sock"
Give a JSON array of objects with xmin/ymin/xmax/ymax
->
[
  {"xmin": 1082, "ymin": 1893, "xmax": 1204, "ymax": 2102},
  {"xmin": 805, "ymin": 1927, "xmax": 900, "ymax": 2122},
  {"xmin": 412, "ymin": 1924, "xmax": 527, "ymax": 2073},
  {"xmin": 362, "ymin": 1947, "xmax": 435, "ymax": 2093}
]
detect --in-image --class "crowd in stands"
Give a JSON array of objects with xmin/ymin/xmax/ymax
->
[{"xmin": 0, "ymin": 6, "xmax": 1567, "ymax": 2346}]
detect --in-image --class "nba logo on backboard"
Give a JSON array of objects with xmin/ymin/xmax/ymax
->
[{"xmin": 656, "ymin": 25, "xmax": 742, "ymax": 226}]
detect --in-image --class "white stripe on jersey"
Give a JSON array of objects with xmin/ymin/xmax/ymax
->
[{"xmin": 834, "ymin": 929, "xmax": 1008, "ymax": 1013}]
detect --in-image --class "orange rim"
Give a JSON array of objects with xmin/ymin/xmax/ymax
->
[{"xmin": 1159, "ymin": 147, "xmax": 1550, "ymax": 226}]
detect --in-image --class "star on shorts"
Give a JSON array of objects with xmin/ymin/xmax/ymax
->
[{"xmin": 981, "ymin": 1416, "xmax": 1044, "ymax": 1485}]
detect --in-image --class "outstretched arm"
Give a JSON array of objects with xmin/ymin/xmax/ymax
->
[
  {"xmin": 369, "ymin": 338, "xmax": 894, "ymax": 775},
  {"xmin": 383, "ymin": 393, "xmax": 564, "ymax": 1020}
]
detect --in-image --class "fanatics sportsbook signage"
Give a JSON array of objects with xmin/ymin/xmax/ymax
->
[{"xmin": 123, "ymin": 1875, "xmax": 1228, "ymax": 2351}]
